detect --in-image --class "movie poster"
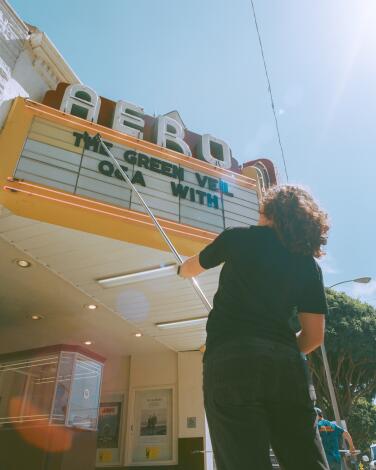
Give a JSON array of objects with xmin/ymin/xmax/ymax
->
[
  {"xmin": 131, "ymin": 388, "xmax": 173, "ymax": 463},
  {"xmin": 96, "ymin": 400, "xmax": 122, "ymax": 466}
]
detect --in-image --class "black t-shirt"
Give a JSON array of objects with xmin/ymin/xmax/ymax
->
[{"xmin": 199, "ymin": 226, "xmax": 328, "ymax": 351}]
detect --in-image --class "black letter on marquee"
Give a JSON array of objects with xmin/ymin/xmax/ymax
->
[
  {"xmin": 195, "ymin": 190, "xmax": 206, "ymax": 205},
  {"xmin": 172, "ymin": 165, "xmax": 184, "ymax": 181},
  {"xmin": 73, "ymin": 132, "xmax": 84, "ymax": 147},
  {"xmin": 195, "ymin": 173, "xmax": 208, "ymax": 188},
  {"xmin": 98, "ymin": 141, "xmax": 113, "ymax": 156},
  {"xmin": 124, "ymin": 150, "xmax": 137, "ymax": 165},
  {"xmin": 114, "ymin": 165, "xmax": 129, "ymax": 180},
  {"xmin": 189, "ymin": 188, "xmax": 195, "ymax": 202},
  {"xmin": 131, "ymin": 171, "xmax": 146, "ymax": 187},
  {"xmin": 208, "ymin": 177, "xmax": 219, "ymax": 192},
  {"xmin": 219, "ymin": 180, "xmax": 234, "ymax": 197},
  {"xmin": 138, "ymin": 154, "xmax": 150, "ymax": 170},
  {"xmin": 83, "ymin": 132, "xmax": 99, "ymax": 152},
  {"xmin": 98, "ymin": 161, "xmax": 114, "ymax": 177},
  {"xmin": 170, "ymin": 182, "xmax": 189, "ymax": 199},
  {"xmin": 207, "ymin": 193, "xmax": 219, "ymax": 209}
]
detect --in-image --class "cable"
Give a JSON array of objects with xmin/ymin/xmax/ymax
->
[{"xmin": 250, "ymin": 0, "xmax": 289, "ymax": 182}]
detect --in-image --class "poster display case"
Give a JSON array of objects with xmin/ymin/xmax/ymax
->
[
  {"xmin": 0, "ymin": 345, "xmax": 104, "ymax": 429},
  {"xmin": 0, "ymin": 345, "xmax": 105, "ymax": 470},
  {"xmin": 96, "ymin": 393, "xmax": 125, "ymax": 466},
  {"xmin": 127, "ymin": 387, "xmax": 176, "ymax": 466}
]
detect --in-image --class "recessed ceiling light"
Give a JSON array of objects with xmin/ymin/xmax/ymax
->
[
  {"xmin": 15, "ymin": 259, "xmax": 31, "ymax": 268},
  {"xmin": 83, "ymin": 340, "xmax": 93, "ymax": 345},
  {"xmin": 134, "ymin": 333, "xmax": 142, "ymax": 338},
  {"xmin": 30, "ymin": 314, "xmax": 43, "ymax": 320},
  {"xmin": 85, "ymin": 304, "xmax": 97, "ymax": 310}
]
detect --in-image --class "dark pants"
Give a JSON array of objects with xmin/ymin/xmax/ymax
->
[{"xmin": 203, "ymin": 337, "xmax": 329, "ymax": 470}]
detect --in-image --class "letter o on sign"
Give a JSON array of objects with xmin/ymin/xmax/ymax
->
[
  {"xmin": 198, "ymin": 134, "xmax": 232, "ymax": 169},
  {"xmin": 98, "ymin": 161, "xmax": 114, "ymax": 177}
]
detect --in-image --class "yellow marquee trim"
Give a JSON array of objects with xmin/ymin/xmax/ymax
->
[{"xmin": 0, "ymin": 98, "xmax": 260, "ymax": 255}]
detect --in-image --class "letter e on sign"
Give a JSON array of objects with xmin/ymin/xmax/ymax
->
[{"xmin": 112, "ymin": 100, "xmax": 145, "ymax": 138}]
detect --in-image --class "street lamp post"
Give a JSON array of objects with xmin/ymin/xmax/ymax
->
[
  {"xmin": 321, "ymin": 277, "xmax": 371, "ymax": 470},
  {"xmin": 321, "ymin": 277, "xmax": 371, "ymax": 424}
]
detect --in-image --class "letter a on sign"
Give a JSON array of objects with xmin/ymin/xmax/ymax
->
[
  {"xmin": 198, "ymin": 134, "xmax": 232, "ymax": 169},
  {"xmin": 154, "ymin": 115, "xmax": 192, "ymax": 156},
  {"xmin": 60, "ymin": 84, "xmax": 101, "ymax": 122}
]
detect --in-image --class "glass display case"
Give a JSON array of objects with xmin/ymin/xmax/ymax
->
[{"xmin": 0, "ymin": 345, "xmax": 104, "ymax": 430}]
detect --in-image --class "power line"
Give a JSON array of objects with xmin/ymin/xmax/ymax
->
[{"xmin": 250, "ymin": 0, "xmax": 289, "ymax": 182}]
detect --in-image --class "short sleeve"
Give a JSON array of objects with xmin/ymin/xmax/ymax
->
[
  {"xmin": 297, "ymin": 258, "xmax": 328, "ymax": 315},
  {"xmin": 199, "ymin": 228, "xmax": 233, "ymax": 269},
  {"xmin": 334, "ymin": 424, "xmax": 344, "ymax": 437}
]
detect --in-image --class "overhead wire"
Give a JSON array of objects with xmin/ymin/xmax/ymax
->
[{"xmin": 250, "ymin": 0, "xmax": 289, "ymax": 182}]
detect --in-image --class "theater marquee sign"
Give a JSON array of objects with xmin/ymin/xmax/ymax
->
[{"xmin": 0, "ymin": 91, "xmax": 264, "ymax": 254}]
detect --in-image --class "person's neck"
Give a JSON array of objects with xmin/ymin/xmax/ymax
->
[
  {"xmin": 258, "ymin": 213, "xmax": 273, "ymax": 227},
  {"xmin": 258, "ymin": 221, "xmax": 274, "ymax": 228}
]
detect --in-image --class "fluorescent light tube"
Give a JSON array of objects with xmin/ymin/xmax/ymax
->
[
  {"xmin": 97, "ymin": 264, "xmax": 177, "ymax": 288},
  {"xmin": 156, "ymin": 317, "xmax": 207, "ymax": 329}
]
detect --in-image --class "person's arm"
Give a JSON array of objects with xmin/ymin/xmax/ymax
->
[
  {"xmin": 178, "ymin": 254, "xmax": 206, "ymax": 278},
  {"xmin": 296, "ymin": 259, "xmax": 328, "ymax": 354},
  {"xmin": 296, "ymin": 313, "xmax": 325, "ymax": 354},
  {"xmin": 178, "ymin": 229, "xmax": 233, "ymax": 279},
  {"xmin": 343, "ymin": 431, "xmax": 356, "ymax": 453}
]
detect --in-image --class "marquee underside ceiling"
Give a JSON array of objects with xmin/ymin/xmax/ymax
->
[{"xmin": 0, "ymin": 208, "xmax": 220, "ymax": 357}]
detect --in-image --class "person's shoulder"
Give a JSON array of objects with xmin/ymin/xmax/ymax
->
[
  {"xmin": 220, "ymin": 226, "xmax": 252, "ymax": 237},
  {"xmin": 318, "ymin": 419, "xmax": 334, "ymax": 429},
  {"xmin": 224, "ymin": 225, "xmax": 266, "ymax": 240},
  {"xmin": 245, "ymin": 225, "xmax": 273, "ymax": 237},
  {"xmin": 318, "ymin": 419, "xmax": 330, "ymax": 426},
  {"xmin": 334, "ymin": 424, "xmax": 344, "ymax": 434},
  {"xmin": 295, "ymin": 254, "xmax": 323, "ymax": 278}
]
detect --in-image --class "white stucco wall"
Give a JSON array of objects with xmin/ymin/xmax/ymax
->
[
  {"xmin": 178, "ymin": 351, "xmax": 205, "ymax": 438},
  {"xmin": 0, "ymin": 0, "xmax": 79, "ymax": 129},
  {"xmin": 12, "ymin": 48, "xmax": 49, "ymax": 101},
  {"xmin": 0, "ymin": 0, "xmax": 28, "ymax": 127}
]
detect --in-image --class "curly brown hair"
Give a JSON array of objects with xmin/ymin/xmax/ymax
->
[{"xmin": 260, "ymin": 185, "xmax": 329, "ymax": 257}]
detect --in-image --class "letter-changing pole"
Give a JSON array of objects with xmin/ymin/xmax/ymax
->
[{"xmin": 94, "ymin": 134, "xmax": 212, "ymax": 313}]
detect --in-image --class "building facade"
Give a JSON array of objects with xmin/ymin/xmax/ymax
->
[{"xmin": 0, "ymin": 2, "xmax": 276, "ymax": 469}]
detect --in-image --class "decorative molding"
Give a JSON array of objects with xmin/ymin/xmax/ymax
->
[
  {"xmin": 0, "ymin": 0, "xmax": 29, "ymax": 42},
  {"xmin": 29, "ymin": 30, "xmax": 80, "ymax": 88},
  {"xmin": 0, "ymin": 0, "xmax": 28, "ymax": 100},
  {"xmin": 0, "ymin": 60, "xmax": 8, "ymax": 97},
  {"xmin": 164, "ymin": 110, "xmax": 187, "ymax": 130}
]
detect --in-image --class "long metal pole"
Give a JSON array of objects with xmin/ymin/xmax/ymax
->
[
  {"xmin": 320, "ymin": 343, "xmax": 341, "ymax": 424},
  {"xmin": 94, "ymin": 133, "xmax": 212, "ymax": 313}
]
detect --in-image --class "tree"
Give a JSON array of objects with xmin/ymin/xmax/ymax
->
[
  {"xmin": 347, "ymin": 398, "xmax": 376, "ymax": 453},
  {"xmin": 309, "ymin": 289, "xmax": 376, "ymax": 419}
]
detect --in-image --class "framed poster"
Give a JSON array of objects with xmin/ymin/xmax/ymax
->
[
  {"xmin": 128, "ymin": 387, "xmax": 175, "ymax": 465},
  {"xmin": 96, "ymin": 395, "xmax": 124, "ymax": 466}
]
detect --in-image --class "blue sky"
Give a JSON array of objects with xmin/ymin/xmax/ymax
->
[{"xmin": 11, "ymin": 0, "xmax": 376, "ymax": 306}]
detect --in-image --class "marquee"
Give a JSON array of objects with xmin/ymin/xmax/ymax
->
[{"xmin": 0, "ymin": 97, "xmax": 264, "ymax": 255}]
